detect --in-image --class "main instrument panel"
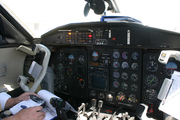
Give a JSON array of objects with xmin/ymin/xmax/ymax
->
[{"xmin": 41, "ymin": 22, "xmax": 180, "ymax": 117}]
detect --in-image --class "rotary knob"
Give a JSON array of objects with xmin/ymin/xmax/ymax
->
[{"xmin": 106, "ymin": 94, "xmax": 113, "ymax": 102}]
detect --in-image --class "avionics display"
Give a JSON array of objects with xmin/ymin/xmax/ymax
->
[
  {"xmin": 92, "ymin": 76, "xmax": 105, "ymax": 90},
  {"xmin": 88, "ymin": 62, "xmax": 109, "ymax": 91}
]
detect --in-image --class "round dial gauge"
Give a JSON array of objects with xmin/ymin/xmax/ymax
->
[
  {"xmin": 121, "ymin": 72, "xmax": 128, "ymax": 80},
  {"xmin": 58, "ymin": 63, "xmax": 64, "ymax": 73},
  {"xmin": 68, "ymin": 54, "xmax": 75, "ymax": 64},
  {"xmin": 113, "ymin": 51, "xmax": 120, "ymax": 59},
  {"xmin": 131, "ymin": 63, "xmax": 138, "ymax": 71},
  {"xmin": 122, "ymin": 52, "xmax": 128, "ymax": 60},
  {"xmin": 145, "ymin": 74, "xmax": 158, "ymax": 88},
  {"xmin": 121, "ymin": 82, "xmax": 128, "ymax": 90},
  {"xmin": 146, "ymin": 61, "xmax": 158, "ymax": 72},
  {"xmin": 145, "ymin": 89, "xmax": 157, "ymax": 102},
  {"xmin": 131, "ymin": 73, "xmax": 138, "ymax": 81},
  {"xmin": 78, "ymin": 78, "xmax": 85, "ymax": 87},
  {"xmin": 113, "ymin": 72, "xmax": 120, "ymax": 78},
  {"xmin": 128, "ymin": 94, "xmax": 138, "ymax": 103},
  {"xmin": 131, "ymin": 84, "xmax": 138, "ymax": 91},
  {"xmin": 131, "ymin": 52, "xmax": 139, "ymax": 60},
  {"xmin": 113, "ymin": 61, "xmax": 120, "ymax": 68},
  {"xmin": 78, "ymin": 55, "xmax": 85, "ymax": 64},
  {"xmin": 116, "ymin": 92, "xmax": 125, "ymax": 101},
  {"xmin": 113, "ymin": 81, "xmax": 120, "ymax": 88},
  {"xmin": 122, "ymin": 62, "xmax": 129, "ymax": 69},
  {"xmin": 92, "ymin": 51, "xmax": 98, "ymax": 61},
  {"xmin": 66, "ymin": 67, "xmax": 73, "ymax": 77},
  {"xmin": 57, "ymin": 53, "xmax": 64, "ymax": 60},
  {"xmin": 56, "ymin": 74, "xmax": 64, "ymax": 83}
]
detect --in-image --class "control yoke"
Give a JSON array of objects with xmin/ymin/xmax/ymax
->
[
  {"xmin": 158, "ymin": 50, "xmax": 180, "ymax": 64},
  {"xmin": 16, "ymin": 44, "xmax": 50, "ymax": 92}
]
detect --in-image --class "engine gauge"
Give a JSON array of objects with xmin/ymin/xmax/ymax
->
[
  {"xmin": 131, "ymin": 52, "xmax": 139, "ymax": 60},
  {"xmin": 144, "ymin": 89, "xmax": 157, "ymax": 102},
  {"xmin": 121, "ymin": 62, "xmax": 129, "ymax": 69},
  {"xmin": 131, "ymin": 73, "xmax": 138, "ymax": 81},
  {"xmin": 122, "ymin": 52, "xmax": 128, "ymax": 60},
  {"xmin": 131, "ymin": 63, "xmax": 138, "ymax": 71},
  {"xmin": 121, "ymin": 82, "xmax": 128, "ymax": 90},
  {"xmin": 92, "ymin": 51, "xmax": 98, "ymax": 61},
  {"xmin": 58, "ymin": 63, "xmax": 64, "ymax": 73},
  {"xmin": 68, "ymin": 54, "xmax": 75, "ymax": 64},
  {"xmin": 146, "ymin": 61, "xmax": 158, "ymax": 72},
  {"xmin": 131, "ymin": 84, "xmax": 138, "ymax": 91},
  {"xmin": 145, "ymin": 74, "xmax": 158, "ymax": 88},
  {"xmin": 113, "ymin": 61, "xmax": 120, "ymax": 68},
  {"xmin": 116, "ymin": 92, "xmax": 125, "ymax": 101},
  {"xmin": 121, "ymin": 72, "xmax": 128, "ymax": 80},
  {"xmin": 113, "ymin": 72, "xmax": 120, "ymax": 78},
  {"xmin": 113, "ymin": 81, "xmax": 120, "ymax": 88},
  {"xmin": 113, "ymin": 51, "xmax": 120, "ymax": 59},
  {"xmin": 128, "ymin": 94, "xmax": 138, "ymax": 103}
]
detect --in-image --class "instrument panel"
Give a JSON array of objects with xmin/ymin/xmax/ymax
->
[
  {"xmin": 50, "ymin": 48, "xmax": 88, "ymax": 98},
  {"xmin": 49, "ymin": 46, "xmax": 142, "ymax": 110},
  {"xmin": 42, "ymin": 22, "xmax": 180, "ymax": 117}
]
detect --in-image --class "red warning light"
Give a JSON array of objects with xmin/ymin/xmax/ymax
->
[
  {"xmin": 111, "ymin": 38, "xmax": 116, "ymax": 41},
  {"xmin": 88, "ymin": 35, "xmax": 92, "ymax": 38}
]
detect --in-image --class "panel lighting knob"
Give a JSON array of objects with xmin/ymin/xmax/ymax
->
[{"xmin": 106, "ymin": 94, "xmax": 113, "ymax": 102}]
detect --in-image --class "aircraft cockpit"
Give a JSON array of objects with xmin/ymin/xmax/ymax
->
[{"xmin": 0, "ymin": 0, "xmax": 180, "ymax": 120}]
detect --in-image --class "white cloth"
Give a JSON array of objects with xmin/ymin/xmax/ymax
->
[{"xmin": 0, "ymin": 92, "xmax": 11, "ymax": 110}]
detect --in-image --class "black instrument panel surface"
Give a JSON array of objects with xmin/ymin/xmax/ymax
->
[{"xmin": 42, "ymin": 22, "xmax": 180, "ymax": 119}]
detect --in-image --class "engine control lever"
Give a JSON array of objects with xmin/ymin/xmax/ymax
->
[
  {"xmin": 89, "ymin": 99, "xmax": 97, "ymax": 120},
  {"xmin": 109, "ymin": 111, "xmax": 116, "ymax": 120},
  {"xmin": 97, "ymin": 100, "xmax": 103, "ymax": 120},
  {"xmin": 92, "ymin": 99, "xmax": 97, "ymax": 118}
]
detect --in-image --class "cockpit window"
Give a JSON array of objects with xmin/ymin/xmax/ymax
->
[
  {"xmin": 1, "ymin": 0, "xmax": 180, "ymax": 38},
  {"xmin": 1, "ymin": 0, "xmax": 101, "ymax": 38}
]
